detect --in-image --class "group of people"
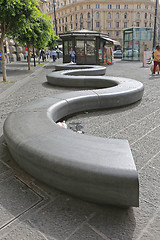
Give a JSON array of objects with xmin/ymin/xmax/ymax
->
[{"xmin": 50, "ymin": 47, "xmax": 76, "ymax": 63}]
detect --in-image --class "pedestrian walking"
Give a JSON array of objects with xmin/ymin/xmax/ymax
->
[
  {"xmin": 0, "ymin": 51, "xmax": 2, "ymax": 73},
  {"xmin": 41, "ymin": 50, "xmax": 46, "ymax": 62},
  {"xmin": 152, "ymin": 45, "xmax": 160, "ymax": 75},
  {"xmin": 56, "ymin": 48, "xmax": 60, "ymax": 59},
  {"xmin": 69, "ymin": 48, "xmax": 76, "ymax": 63},
  {"xmin": 51, "ymin": 49, "xmax": 57, "ymax": 62}
]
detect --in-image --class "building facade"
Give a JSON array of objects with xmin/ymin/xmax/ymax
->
[{"xmin": 41, "ymin": 0, "xmax": 159, "ymax": 46}]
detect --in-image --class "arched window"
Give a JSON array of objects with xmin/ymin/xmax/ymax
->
[
  {"xmin": 108, "ymin": 12, "xmax": 111, "ymax": 19},
  {"xmin": 96, "ymin": 12, "xmax": 100, "ymax": 18},
  {"xmin": 80, "ymin": 13, "xmax": 83, "ymax": 20},
  {"xmin": 116, "ymin": 12, "xmax": 119, "ymax": 19},
  {"xmin": 87, "ymin": 12, "xmax": 90, "ymax": 19},
  {"xmin": 137, "ymin": 12, "xmax": 140, "ymax": 19}
]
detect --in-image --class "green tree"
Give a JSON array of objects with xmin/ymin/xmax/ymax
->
[
  {"xmin": 31, "ymin": 13, "xmax": 58, "ymax": 65},
  {"xmin": 48, "ymin": 33, "xmax": 58, "ymax": 50},
  {"xmin": 15, "ymin": 11, "xmax": 58, "ymax": 68},
  {"xmin": 0, "ymin": 0, "xmax": 38, "ymax": 81}
]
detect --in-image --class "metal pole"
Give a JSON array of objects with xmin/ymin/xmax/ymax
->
[
  {"xmin": 92, "ymin": 9, "xmax": 93, "ymax": 31},
  {"xmin": 153, "ymin": 0, "xmax": 158, "ymax": 50},
  {"xmin": 53, "ymin": 1, "xmax": 58, "ymax": 35}
]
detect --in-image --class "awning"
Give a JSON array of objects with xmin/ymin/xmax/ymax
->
[{"xmin": 100, "ymin": 35, "xmax": 120, "ymax": 46}]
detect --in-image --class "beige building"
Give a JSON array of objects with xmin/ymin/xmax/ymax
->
[{"xmin": 41, "ymin": 0, "xmax": 159, "ymax": 46}]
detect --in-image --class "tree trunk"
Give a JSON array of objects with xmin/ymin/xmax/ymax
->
[
  {"xmin": 38, "ymin": 49, "xmax": 40, "ymax": 64},
  {"xmin": 0, "ymin": 32, "xmax": 7, "ymax": 82},
  {"xmin": 27, "ymin": 43, "xmax": 31, "ymax": 70}
]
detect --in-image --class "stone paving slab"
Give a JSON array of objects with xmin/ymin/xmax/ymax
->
[{"xmin": 0, "ymin": 59, "xmax": 160, "ymax": 239}]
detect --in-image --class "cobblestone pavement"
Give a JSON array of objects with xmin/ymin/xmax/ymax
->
[{"xmin": 0, "ymin": 58, "xmax": 160, "ymax": 240}]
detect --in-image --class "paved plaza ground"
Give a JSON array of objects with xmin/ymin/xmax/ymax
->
[{"xmin": 0, "ymin": 58, "xmax": 160, "ymax": 240}]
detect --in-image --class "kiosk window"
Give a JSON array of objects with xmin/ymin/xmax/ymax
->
[
  {"xmin": 64, "ymin": 40, "xmax": 73, "ymax": 55},
  {"xmin": 76, "ymin": 41, "xmax": 85, "ymax": 55},
  {"xmin": 86, "ymin": 41, "xmax": 95, "ymax": 55}
]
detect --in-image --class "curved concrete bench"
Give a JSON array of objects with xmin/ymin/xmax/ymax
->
[
  {"xmin": 3, "ymin": 66, "xmax": 144, "ymax": 207},
  {"xmin": 54, "ymin": 63, "xmax": 106, "ymax": 74}
]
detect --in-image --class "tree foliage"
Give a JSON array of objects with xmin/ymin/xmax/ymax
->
[
  {"xmin": 16, "ymin": 10, "xmax": 58, "ymax": 68},
  {"xmin": 0, "ymin": 0, "xmax": 38, "ymax": 81}
]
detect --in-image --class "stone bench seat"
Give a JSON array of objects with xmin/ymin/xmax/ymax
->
[{"xmin": 3, "ymin": 66, "xmax": 144, "ymax": 207}]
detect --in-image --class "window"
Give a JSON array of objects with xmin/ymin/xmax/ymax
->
[
  {"xmin": 145, "ymin": 13, "xmax": 147, "ymax": 19},
  {"xmin": 137, "ymin": 12, "xmax": 140, "ymax": 19},
  {"xmin": 145, "ymin": 22, "xmax": 147, "ymax": 27},
  {"xmin": 116, "ymin": 5, "xmax": 120, "ymax": 9},
  {"xmin": 137, "ymin": 4, "xmax": 141, "ymax": 9},
  {"xmin": 116, "ymin": 12, "xmax": 119, "ymax": 19},
  {"xmin": 75, "ymin": 14, "xmax": 77, "ymax": 20},
  {"xmin": 75, "ymin": 23, "xmax": 78, "ymax": 29},
  {"xmin": 66, "ymin": 17, "xmax": 67, "ymax": 22},
  {"xmin": 150, "ymin": 14, "xmax": 151, "ymax": 20},
  {"xmin": 95, "ymin": 22, "xmax": 99, "ymax": 28},
  {"xmin": 71, "ymin": 24, "xmax": 73, "ymax": 30},
  {"xmin": 96, "ymin": 12, "xmax": 100, "ymax": 18},
  {"xmin": 71, "ymin": 15, "xmax": 72, "ymax": 21},
  {"xmin": 59, "ymin": 26, "xmax": 61, "ymax": 31},
  {"xmin": 62, "ymin": 18, "xmax": 64, "ymax": 23},
  {"xmin": 87, "ymin": 12, "xmax": 90, "ymax": 19},
  {"xmin": 116, "ymin": 31, "xmax": 119, "ymax": 37},
  {"xmin": 108, "ymin": 22, "xmax": 111, "ymax": 28},
  {"xmin": 87, "ymin": 22, "xmax": 91, "ymax": 29},
  {"xmin": 108, "ymin": 12, "xmax": 111, "ymax": 19},
  {"xmin": 116, "ymin": 22, "xmax": 119, "ymax": 28},
  {"xmin": 59, "ymin": 19, "xmax": 61, "ymax": 24},
  {"xmin": 149, "ymin": 22, "xmax": 151, "ymax": 27},
  {"xmin": 76, "ymin": 41, "xmax": 84, "ymax": 55},
  {"xmin": 124, "ymin": 22, "xmax": 127, "ymax": 28},
  {"xmin": 124, "ymin": 13, "xmax": 127, "ymax": 19},
  {"xmin": 108, "ymin": 5, "xmax": 112, "ymax": 9},
  {"xmin": 80, "ymin": 22, "xmax": 83, "ymax": 29},
  {"xmin": 136, "ymin": 22, "xmax": 140, "ymax": 27},
  {"xmin": 86, "ymin": 41, "xmax": 95, "ymax": 55},
  {"xmin": 124, "ymin": 5, "xmax": 128, "ymax": 9},
  {"xmin": 80, "ymin": 13, "xmax": 83, "ymax": 20},
  {"xmin": 96, "ymin": 4, "xmax": 100, "ymax": 9}
]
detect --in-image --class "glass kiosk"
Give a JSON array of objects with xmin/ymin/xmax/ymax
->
[{"xmin": 123, "ymin": 27, "xmax": 153, "ymax": 61}]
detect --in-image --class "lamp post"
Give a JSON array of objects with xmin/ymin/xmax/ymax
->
[
  {"xmin": 53, "ymin": 0, "xmax": 58, "ymax": 35},
  {"xmin": 153, "ymin": 0, "xmax": 158, "ymax": 50},
  {"xmin": 92, "ymin": 9, "xmax": 94, "ymax": 31}
]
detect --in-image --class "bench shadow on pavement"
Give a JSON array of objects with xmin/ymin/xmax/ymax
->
[{"xmin": 6, "ymin": 69, "xmax": 34, "ymax": 76}]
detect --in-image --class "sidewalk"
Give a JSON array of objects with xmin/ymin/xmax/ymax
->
[{"xmin": 0, "ymin": 59, "xmax": 160, "ymax": 240}]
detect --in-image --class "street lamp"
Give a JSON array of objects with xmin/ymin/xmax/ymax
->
[
  {"xmin": 153, "ymin": 0, "xmax": 158, "ymax": 50},
  {"xmin": 53, "ymin": 0, "xmax": 58, "ymax": 35}
]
